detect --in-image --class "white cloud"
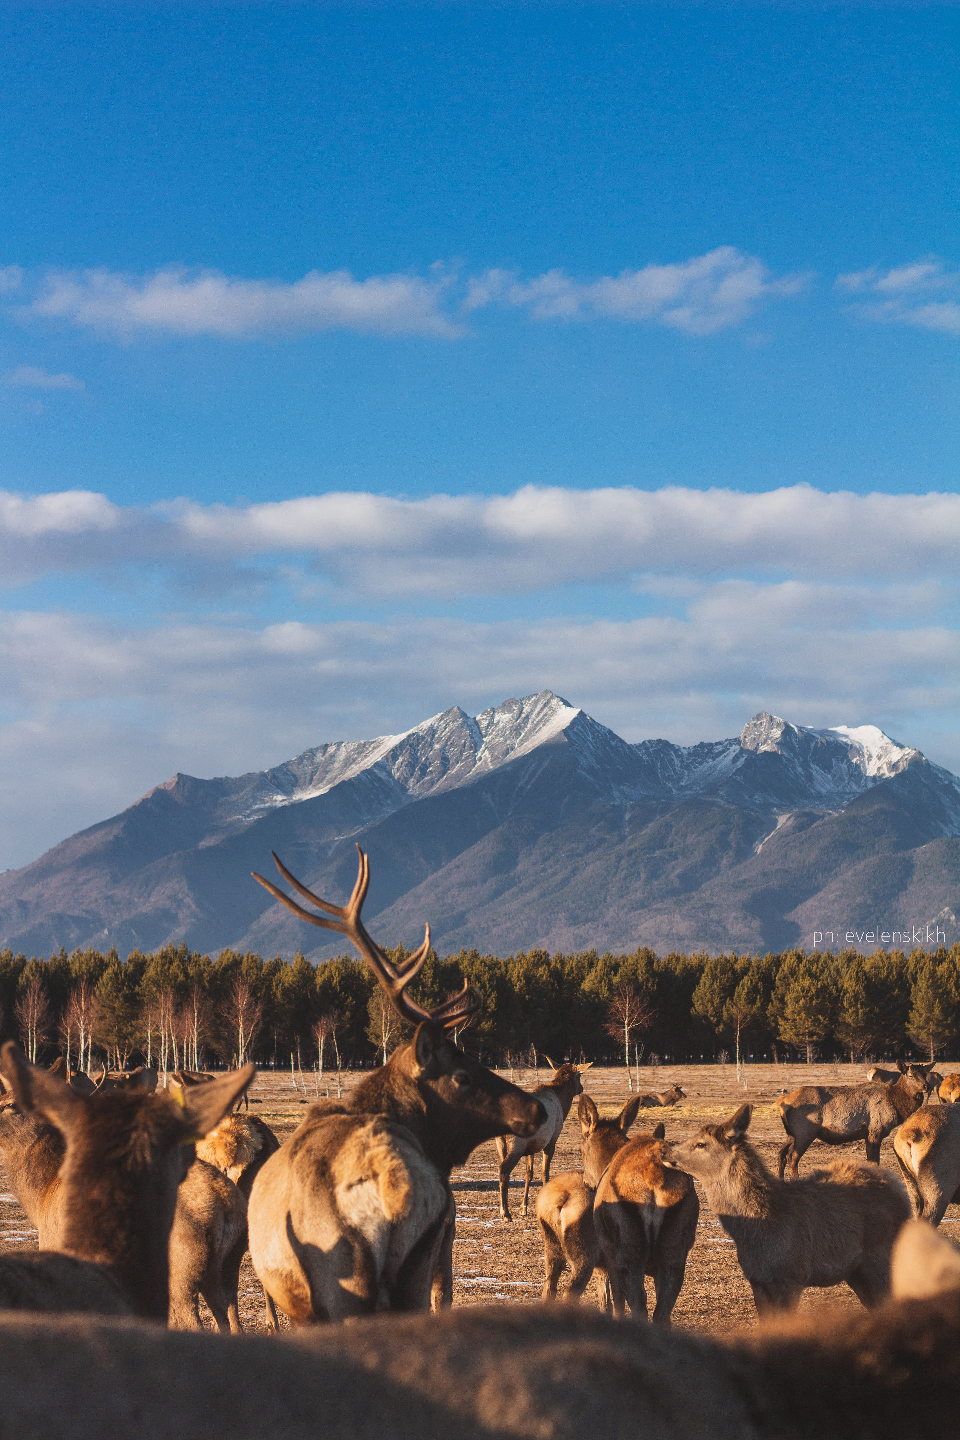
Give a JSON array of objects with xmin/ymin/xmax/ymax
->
[
  {"xmin": 9, "ymin": 248, "xmax": 809, "ymax": 342},
  {"xmin": 836, "ymin": 258, "xmax": 960, "ymax": 335},
  {"xmin": 465, "ymin": 247, "xmax": 809, "ymax": 335},
  {"xmin": 1, "ymin": 483, "xmax": 957, "ymax": 596},
  {"xmin": 0, "ymin": 266, "xmax": 23, "ymax": 294},
  {"xmin": 26, "ymin": 265, "xmax": 460, "ymax": 339},
  {"xmin": 2, "ymin": 364, "xmax": 83, "ymax": 391},
  {"xmin": 0, "ymin": 597, "xmax": 956, "ymax": 870}
]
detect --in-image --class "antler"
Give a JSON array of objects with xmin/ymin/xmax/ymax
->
[{"xmin": 252, "ymin": 846, "xmax": 478, "ymax": 1032}]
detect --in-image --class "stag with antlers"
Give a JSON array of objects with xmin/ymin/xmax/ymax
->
[{"xmin": 247, "ymin": 847, "xmax": 545, "ymax": 1323}]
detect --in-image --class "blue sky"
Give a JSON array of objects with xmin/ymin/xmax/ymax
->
[{"xmin": 0, "ymin": 3, "xmax": 957, "ymax": 869}]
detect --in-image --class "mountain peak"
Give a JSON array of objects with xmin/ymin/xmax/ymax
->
[{"xmin": 739, "ymin": 712, "xmax": 797, "ymax": 753}]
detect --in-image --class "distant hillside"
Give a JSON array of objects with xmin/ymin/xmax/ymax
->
[{"xmin": 0, "ymin": 691, "xmax": 957, "ymax": 959}]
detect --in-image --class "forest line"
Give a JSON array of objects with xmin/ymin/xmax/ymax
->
[{"xmin": 1, "ymin": 939, "xmax": 959, "ymax": 1073}]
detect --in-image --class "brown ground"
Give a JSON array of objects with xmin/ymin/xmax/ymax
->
[{"xmin": 3, "ymin": 1060, "xmax": 957, "ymax": 1335}]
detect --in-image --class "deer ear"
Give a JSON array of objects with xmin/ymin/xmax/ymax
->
[
  {"xmin": 720, "ymin": 1103, "xmax": 752, "ymax": 1138},
  {"xmin": 543, "ymin": 1055, "xmax": 558, "ymax": 1071},
  {"xmin": 0, "ymin": 1042, "xmax": 84, "ymax": 1134},
  {"xmin": 578, "ymin": 1094, "xmax": 600, "ymax": 1134},
  {"xmin": 892, "ymin": 1221, "xmax": 960, "ymax": 1299},
  {"xmin": 652, "ymin": 1121, "xmax": 665, "ymax": 1140},
  {"xmin": 577, "ymin": 1062, "xmax": 594, "ymax": 1072},
  {"xmin": 897, "ymin": 1059, "xmax": 908, "ymax": 1074},
  {"xmin": 178, "ymin": 1065, "xmax": 256, "ymax": 1139},
  {"xmin": 619, "ymin": 1095, "xmax": 642, "ymax": 1133}
]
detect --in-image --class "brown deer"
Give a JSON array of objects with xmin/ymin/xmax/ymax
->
[
  {"xmin": 0, "ymin": 1042, "xmax": 254, "ymax": 1319},
  {"xmin": 638, "ymin": 1083, "xmax": 687, "ymax": 1108},
  {"xmin": 938, "ymin": 1074, "xmax": 960, "ymax": 1104},
  {"xmin": 496, "ymin": 1060, "xmax": 592, "ymax": 1220},
  {"xmin": 665, "ymin": 1103, "xmax": 910, "ymax": 1313},
  {"xmin": 893, "ymin": 1101, "xmax": 960, "ymax": 1225},
  {"xmin": 593, "ymin": 1107, "xmax": 698, "ymax": 1323},
  {"xmin": 777, "ymin": 1060, "xmax": 933, "ymax": 1177},
  {"xmin": 1, "ymin": 1222, "xmax": 960, "ymax": 1439},
  {"xmin": 536, "ymin": 1094, "xmax": 644, "ymax": 1302},
  {"xmin": 195, "ymin": 1113, "xmax": 281, "ymax": 1328},
  {"xmin": 0, "ymin": 1081, "xmax": 251, "ymax": 1332},
  {"xmin": 248, "ymin": 847, "xmax": 545, "ymax": 1322}
]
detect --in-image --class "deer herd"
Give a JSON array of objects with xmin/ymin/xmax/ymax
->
[{"xmin": 0, "ymin": 845, "xmax": 958, "ymax": 1437}]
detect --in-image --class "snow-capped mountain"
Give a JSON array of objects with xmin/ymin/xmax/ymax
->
[{"xmin": 0, "ymin": 692, "xmax": 957, "ymax": 959}]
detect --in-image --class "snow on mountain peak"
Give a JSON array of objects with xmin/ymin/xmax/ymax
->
[
  {"xmin": 739, "ymin": 712, "xmax": 793, "ymax": 754},
  {"xmin": 828, "ymin": 724, "xmax": 917, "ymax": 778}
]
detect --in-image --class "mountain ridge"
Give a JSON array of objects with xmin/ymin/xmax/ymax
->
[{"xmin": 0, "ymin": 691, "xmax": 957, "ymax": 960}]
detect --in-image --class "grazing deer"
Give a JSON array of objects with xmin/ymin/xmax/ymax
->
[
  {"xmin": 536, "ymin": 1095, "xmax": 644, "ymax": 1302},
  {"xmin": 496, "ymin": 1060, "xmax": 592, "ymax": 1221},
  {"xmin": 777, "ymin": 1060, "xmax": 933, "ymax": 1178},
  {"xmin": 196, "ymin": 1113, "xmax": 281, "ymax": 1328},
  {"xmin": 593, "ymin": 1108, "xmax": 698, "ymax": 1323},
  {"xmin": 0, "ymin": 1222, "xmax": 959, "ymax": 1439},
  {"xmin": 249, "ymin": 847, "xmax": 545, "ymax": 1323},
  {"xmin": 893, "ymin": 1101, "xmax": 960, "ymax": 1225},
  {"xmin": 0, "ymin": 1042, "xmax": 254, "ymax": 1319},
  {"xmin": 638, "ymin": 1083, "xmax": 686, "ymax": 1108},
  {"xmin": 666, "ymin": 1104, "xmax": 910, "ymax": 1314}
]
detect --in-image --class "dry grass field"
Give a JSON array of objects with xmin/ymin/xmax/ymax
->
[{"xmin": 4, "ymin": 1058, "xmax": 958, "ymax": 1336}]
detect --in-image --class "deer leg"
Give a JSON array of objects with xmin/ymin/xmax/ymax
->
[
  {"xmin": 542, "ymin": 1140, "xmax": 556, "ymax": 1187},
  {"xmin": 222, "ymin": 1232, "xmax": 246, "ymax": 1335},
  {"xmin": 846, "ymin": 1263, "xmax": 889, "ymax": 1309},
  {"xmin": 864, "ymin": 1136, "xmax": 882, "ymax": 1165},
  {"xmin": 521, "ymin": 1154, "xmax": 535, "ymax": 1217},
  {"xmin": 750, "ymin": 1280, "xmax": 800, "ymax": 1315},
  {"xmin": 498, "ymin": 1148, "xmax": 522, "ymax": 1221},
  {"xmin": 777, "ymin": 1138, "xmax": 794, "ymax": 1180},
  {"xmin": 263, "ymin": 1287, "xmax": 279, "ymax": 1330},
  {"xmin": 391, "ymin": 1212, "xmax": 448, "ymax": 1313},
  {"xmin": 539, "ymin": 1222, "xmax": 566, "ymax": 1300},
  {"xmin": 431, "ymin": 1191, "xmax": 456, "ymax": 1312}
]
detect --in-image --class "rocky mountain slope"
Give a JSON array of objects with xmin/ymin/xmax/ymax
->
[{"xmin": 1, "ymin": 691, "xmax": 957, "ymax": 959}]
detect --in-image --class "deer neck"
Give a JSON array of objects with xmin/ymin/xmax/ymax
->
[
  {"xmin": 706, "ymin": 1144, "xmax": 774, "ymax": 1223},
  {"xmin": 56, "ymin": 1164, "xmax": 176, "ymax": 1320},
  {"xmin": 349, "ymin": 1054, "xmax": 440, "ymax": 1164},
  {"xmin": 582, "ymin": 1130, "xmax": 627, "ymax": 1188}
]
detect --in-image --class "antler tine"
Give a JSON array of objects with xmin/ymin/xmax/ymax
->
[
  {"xmin": 429, "ymin": 980, "xmax": 481, "ymax": 1033},
  {"xmin": 252, "ymin": 845, "xmax": 437, "ymax": 1026}
]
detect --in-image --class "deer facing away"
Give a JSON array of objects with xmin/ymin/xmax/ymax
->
[
  {"xmin": 249, "ymin": 847, "xmax": 545, "ymax": 1323},
  {"xmin": 665, "ymin": 1103, "xmax": 910, "ymax": 1314},
  {"xmin": 496, "ymin": 1060, "xmax": 592, "ymax": 1221},
  {"xmin": 893, "ymin": 1100, "xmax": 960, "ymax": 1226},
  {"xmin": 0, "ymin": 1075, "xmax": 251, "ymax": 1333},
  {"xmin": 536, "ymin": 1094, "xmax": 644, "ymax": 1302},
  {"xmin": 2, "ymin": 1222, "xmax": 960, "ymax": 1440},
  {"xmin": 0, "ymin": 1042, "xmax": 254, "ymax": 1320},
  {"xmin": 777, "ymin": 1060, "xmax": 933, "ymax": 1178}
]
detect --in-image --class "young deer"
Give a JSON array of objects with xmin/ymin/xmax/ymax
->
[
  {"xmin": 0, "ymin": 1042, "xmax": 254, "ymax": 1319},
  {"xmin": 778, "ymin": 1061, "xmax": 932, "ymax": 1177},
  {"xmin": 536, "ymin": 1094, "xmax": 643, "ymax": 1302},
  {"xmin": 593, "ymin": 1107, "xmax": 698, "ymax": 1324},
  {"xmin": 496, "ymin": 1061, "xmax": 593, "ymax": 1221},
  {"xmin": 249, "ymin": 846, "xmax": 545, "ymax": 1323},
  {"xmin": 666, "ymin": 1103, "xmax": 910, "ymax": 1314},
  {"xmin": 195, "ymin": 1112, "xmax": 282, "ymax": 1328},
  {"xmin": 2, "ymin": 1222, "xmax": 959, "ymax": 1439},
  {"xmin": 893, "ymin": 1101, "xmax": 960, "ymax": 1225}
]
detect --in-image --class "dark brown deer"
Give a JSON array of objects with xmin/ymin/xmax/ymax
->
[
  {"xmin": 666, "ymin": 1103, "xmax": 910, "ymax": 1314},
  {"xmin": 536, "ymin": 1095, "xmax": 644, "ymax": 1302},
  {"xmin": 248, "ymin": 847, "xmax": 545, "ymax": 1322},
  {"xmin": 777, "ymin": 1061, "xmax": 933, "ymax": 1177},
  {"xmin": 3, "ymin": 1222, "xmax": 960, "ymax": 1439},
  {"xmin": 0, "ymin": 1042, "xmax": 254, "ymax": 1319},
  {"xmin": 496, "ymin": 1061, "xmax": 592, "ymax": 1220}
]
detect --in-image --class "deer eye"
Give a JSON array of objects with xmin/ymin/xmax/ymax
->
[{"xmin": 452, "ymin": 1070, "xmax": 471, "ymax": 1088}]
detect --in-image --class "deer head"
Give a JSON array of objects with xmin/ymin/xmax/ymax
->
[{"xmin": 253, "ymin": 847, "xmax": 545, "ymax": 1172}]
